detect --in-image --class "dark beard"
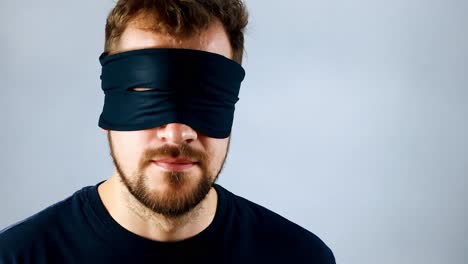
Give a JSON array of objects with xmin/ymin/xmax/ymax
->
[{"xmin": 107, "ymin": 132, "xmax": 228, "ymax": 218}]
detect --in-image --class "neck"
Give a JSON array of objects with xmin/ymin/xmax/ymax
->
[{"xmin": 97, "ymin": 173, "xmax": 218, "ymax": 242}]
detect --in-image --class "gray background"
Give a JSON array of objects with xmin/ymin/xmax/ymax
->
[{"xmin": 1, "ymin": 0, "xmax": 467, "ymax": 263}]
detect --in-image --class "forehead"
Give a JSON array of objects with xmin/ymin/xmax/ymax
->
[{"xmin": 116, "ymin": 20, "xmax": 233, "ymax": 60}]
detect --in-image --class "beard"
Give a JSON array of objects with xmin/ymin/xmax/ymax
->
[{"xmin": 107, "ymin": 132, "xmax": 228, "ymax": 218}]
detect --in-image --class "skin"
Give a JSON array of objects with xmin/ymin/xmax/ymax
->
[{"xmin": 98, "ymin": 19, "xmax": 233, "ymax": 242}]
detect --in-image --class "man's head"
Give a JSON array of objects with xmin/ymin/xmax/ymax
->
[{"xmin": 101, "ymin": 0, "xmax": 248, "ymax": 218}]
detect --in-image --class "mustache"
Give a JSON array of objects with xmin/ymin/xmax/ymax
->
[{"xmin": 141, "ymin": 143, "xmax": 208, "ymax": 164}]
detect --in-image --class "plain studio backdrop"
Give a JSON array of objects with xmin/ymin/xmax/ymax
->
[{"xmin": 1, "ymin": 1, "xmax": 467, "ymax": 263}]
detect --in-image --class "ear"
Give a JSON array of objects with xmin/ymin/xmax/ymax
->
[{"xmin": 101, "ymin": 128, "xmax": 108, "ymax": 133}]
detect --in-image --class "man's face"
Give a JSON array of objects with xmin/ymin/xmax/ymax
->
[{"xmin": 106, "ymin": 19, "xmax": 233, "ymax": 218}]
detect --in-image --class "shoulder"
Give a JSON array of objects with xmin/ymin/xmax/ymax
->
[
  {"xmin": 216, "ymin": 185, "xmax": 336, "ymax": 263},
  {"xmin": 0, "ymin": 187, "xmax": 89, "ymax": 259}
]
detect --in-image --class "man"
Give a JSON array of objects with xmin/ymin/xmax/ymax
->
[{"xmin": 0, "ymin": 0, "xmax": 335, "ymax": 263}]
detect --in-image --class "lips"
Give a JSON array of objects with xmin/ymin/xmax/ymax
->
[
  {"xmin": 151, "ymin": 158, "xmax": 197, "ymax": 171},
  {"xmin": 154, "ymin": 158, "xmax": 196, "ymax": 164}
]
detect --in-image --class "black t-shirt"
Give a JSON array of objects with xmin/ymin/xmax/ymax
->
[{"xmin": 0, "ymin": 182, "xmax": 335, "ymax": 263}]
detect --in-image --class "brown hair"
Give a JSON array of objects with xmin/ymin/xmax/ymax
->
[{"xmin": 104, "ymin": 0, "xmax": 248, "ymax": 64}]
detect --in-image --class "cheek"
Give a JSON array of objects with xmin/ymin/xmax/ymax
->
[
  {"xmin": 205, "ymin": 138, "xmax": 229, "ymax": 168},
  {"xmin": 111, "ymin": 133, "xmax": 146, "ymax": 164}
]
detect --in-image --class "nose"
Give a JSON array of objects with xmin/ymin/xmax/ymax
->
[{"xmin": 156, "ymin": 123, "xmax": 197, "ymax": 144}]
